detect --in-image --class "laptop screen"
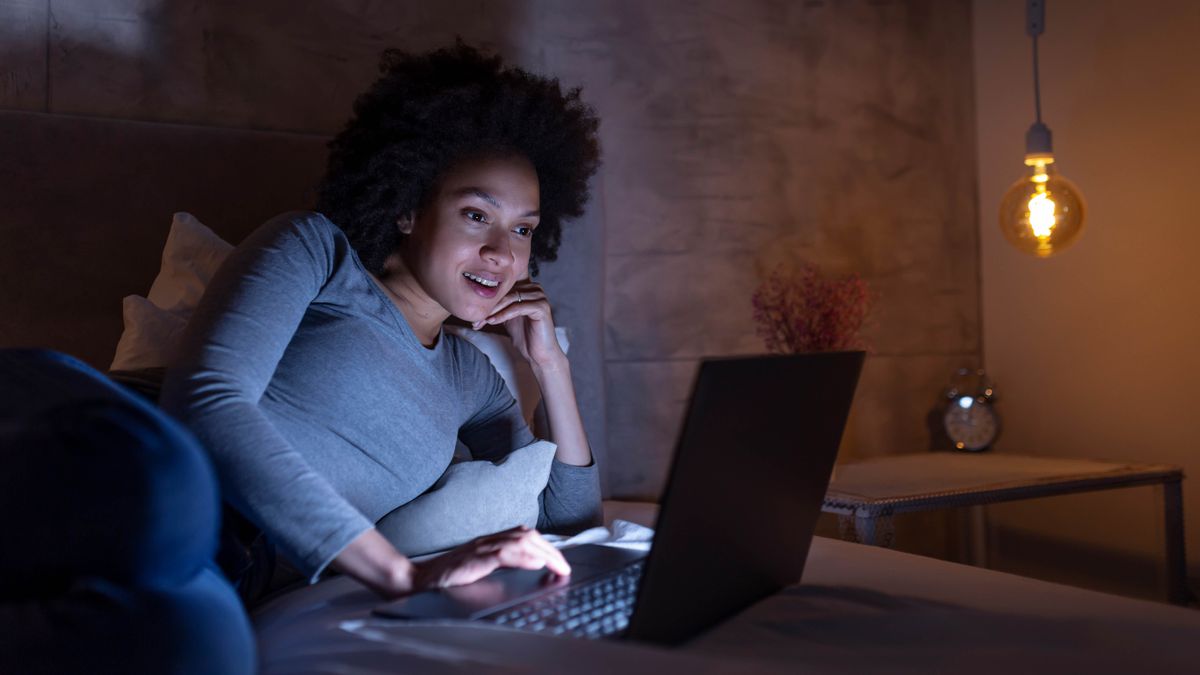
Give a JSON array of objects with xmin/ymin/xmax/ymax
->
[{"xmin": 626, "ymin": 352, "xmax": 863, "ymax": 644}]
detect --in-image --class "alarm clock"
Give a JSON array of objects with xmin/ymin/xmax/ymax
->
[{"xmin": 942, "ymin": 368, "xmax": 1000, "ymax": 452}]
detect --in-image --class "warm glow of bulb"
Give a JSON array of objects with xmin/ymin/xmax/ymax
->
[
  {"xmin": 1027, "ymin": 189, "xmax": 1056, "ymax": 238},
  {"xmin": 999, "ymin": 156, "xmax": 1086, "ymax": 257}
]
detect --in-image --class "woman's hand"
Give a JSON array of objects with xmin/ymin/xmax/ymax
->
[
  {"xmin": 335, "ymin": 526, "xmax": 570, "ymax": 598},
  {"xmin": 331, "ymin": 528, "xmax": 418, "ymax": 598},
  {"xmin": 412, "ymin": 525, "xmax": 571, "ymax": 591},
  {"xmin": 473, "ymin": 281, "xmax": 565, "ymax": 369},
  {"xmin": 473, "ymin": 279, "xmax": 593, "ymax": 467}
]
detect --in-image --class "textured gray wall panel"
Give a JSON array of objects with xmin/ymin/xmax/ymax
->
[
  {"xmin": 1, "ymin": 0, "xmax": 981, "ymax": 499},
  {"xmin": 533, "ymin": 175, "xmax": 609, "ymax": 494},
  {"xmin": 605, "ymin": 359, "xmax": 699, "ymax": 500},
  {"xmin": 0, "ymin": 0, "xmax": 47, "ymax": 110},
  {"xmin": 46, "ymin": 0, "xmax": 528, "ymax": 133},
  {"xmin": 591, "ymin": 1, "xmax": 979, "ymax": 496}
]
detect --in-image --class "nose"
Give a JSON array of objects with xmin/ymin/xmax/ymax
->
[{"xmin": 481, "ymin": 227, "xmax": 514, "ymax": 268}]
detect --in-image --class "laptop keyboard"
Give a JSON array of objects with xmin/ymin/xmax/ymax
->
[{"xmin": 484, "ymin": 560, "xmax": 645, "ymax": 639}]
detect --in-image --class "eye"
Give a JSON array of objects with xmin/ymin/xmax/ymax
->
[
  {"xmin": 514, "ymin": 225, "xmax": 534, "ymax": 238},
  {"xmin": 464, "ymin": 209, "xmax": 488, "ymax": 223}
]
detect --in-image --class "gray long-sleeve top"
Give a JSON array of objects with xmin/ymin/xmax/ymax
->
[{"xmin": 161, "ymin": 212, "xmax": 601, "ymax": 581}]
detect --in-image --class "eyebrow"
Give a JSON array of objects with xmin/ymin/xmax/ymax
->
[{"xmin": 455, "ymin": 187, "xmax": 540, "ymax": 218}]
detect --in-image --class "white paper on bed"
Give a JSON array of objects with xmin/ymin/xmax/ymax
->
[{"xmin": 541, "ymin": 518, "xmax": 654, "ymax": 553}]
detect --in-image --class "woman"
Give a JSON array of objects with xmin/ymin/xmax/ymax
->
[{"xmin": 161, "ymin": 43, "xmax": 602, "ymax": 600}]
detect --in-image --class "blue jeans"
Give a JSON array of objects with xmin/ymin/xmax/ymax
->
[{"xmin": 0, "ymin": 350, "xmax": 255, "ymax": 674}]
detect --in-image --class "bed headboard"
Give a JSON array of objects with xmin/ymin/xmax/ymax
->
[{"xmin": 0, "ymin": 110, "xmax": 330, "ymax": 369}]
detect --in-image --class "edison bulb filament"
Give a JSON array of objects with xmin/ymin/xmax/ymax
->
[
  {"xmin": 1028, "ymin": 189, "xmax": 1056, "ymax": 239},
  {"xmin": 998, "ymin": 155, "xmax": 1086, "ymax": 258}
]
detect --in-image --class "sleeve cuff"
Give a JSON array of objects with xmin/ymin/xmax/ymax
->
[{"xmin": 298, "ymin": 516, "xmax": 374, "ymax": 584}]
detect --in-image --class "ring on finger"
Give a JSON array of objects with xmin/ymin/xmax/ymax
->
[{"xmin": 516, "ymin": 291, "xmax": 523, "ymax": 303}]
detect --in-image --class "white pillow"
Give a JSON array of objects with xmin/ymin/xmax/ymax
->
[
  {"xmin": 109, "ymin": 295, "xmax": 189, "ymax": 371},
  {"xmin": 376, "ymin": 439, "xmax": 557, "ymax": 557},
  {"xmin": 146, "ymin": 212, "xmax": 234, "ymax": 314},
  {"xmin": 110, "ymin": 213, "xmax": 232, "ymax": 371}
]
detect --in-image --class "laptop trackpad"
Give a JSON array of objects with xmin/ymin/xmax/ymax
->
[{"xmin": 374, "ymin": 544, "xmax": 647, "ymax": 620}]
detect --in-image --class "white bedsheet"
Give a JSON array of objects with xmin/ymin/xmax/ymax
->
[
  {"xmin": 254, "ymin": 520, "xmax": 780, "ymax": 674},
  {"xmin": 254, "ymin": 520, "xmax": 1200, "ymax": 674}
]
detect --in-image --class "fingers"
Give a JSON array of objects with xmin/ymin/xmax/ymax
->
[
  {"xmin": 424, "ymin": 547, "xmax": 510, "ymax": 589},
  {"xmin": 472, "ymin": 283, "xmax": 549, "ymax": 330},
  {"xmin": 525, "ymin": 531, "xmax": 571, "ymax": 576},
  {"xmin": 476, "ymin": 526, "xmax": 572, "ymax": 576},
  {"xmin": 475, "ymin": 299, "xmax": 548, "ymax": 330},
  {"xmin": 495, "ymin": 544, "xmax": 554, "ymax": 571},
  {"xmin": 499, "ymin": 284, "xmax": 547, "ymax": 312},
  {"xmin": 419, "ymin": 527, "xmax": 571, "ymax": 592},
  {"xmin": 500, "ymin": 282, "xmax": 547, "ymax": 310},
  {"xmin": 509, "ymin": 528, "xmax": 570, "ymax": 576}
]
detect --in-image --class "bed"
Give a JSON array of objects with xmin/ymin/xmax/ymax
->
[
  {"xmin": 252, "ymin": 503, "xmax": 1200, "ymax": 674},
  {"xmin": 4, "ymin": 109, "xmax": 1199, "ymax": 674}
]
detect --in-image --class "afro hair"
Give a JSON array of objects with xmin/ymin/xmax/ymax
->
[{"xmin": 317, "ymin": 43, "xmax": 602, "ymax": 276}]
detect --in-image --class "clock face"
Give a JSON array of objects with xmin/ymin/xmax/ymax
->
[{"xmin": 943, "ymin": 396, "xmax": 998, "ymax": 451}]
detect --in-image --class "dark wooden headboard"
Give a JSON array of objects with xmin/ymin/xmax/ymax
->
[{"xmin": 0, "ymin": 111, "xmax": 330, "ymax": 368}]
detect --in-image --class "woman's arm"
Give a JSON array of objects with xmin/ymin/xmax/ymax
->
[
  {"xmin": 529, "ymin": 354, "xmax": 591, "ymax": 466},
  {"xmin": 474, "ymin": 281, "xmax": 603, "ymax": 532},
  {"xmin": 165, "ymin": 213, "xmax": 570, "ymax": 593},
  {"xmin": 335, "ymin": 526, "xmax": 570, "ymax": 597},
  {"xmin": 474, "ymin": 280, "xmax": 593, "ymax": 466},
  {"xmin": 163, "ymin": 213, "xmax": 390, "ymax": 583},
  {"xmin": 332, "ymin": 529, "xmax": 417, "ymax": 596}
]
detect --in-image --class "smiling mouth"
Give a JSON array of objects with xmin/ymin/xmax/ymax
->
[{"xmin": 463, "ymin": 271, "xmax": 500, "ymax": 288}]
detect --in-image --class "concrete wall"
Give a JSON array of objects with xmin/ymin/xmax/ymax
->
[
  {"xmin": 973, "ymin": 0, "xmax": 1200, "ymax": 598},
  {"xmin": 591, "ymin": 1, "xmax": 980, "ymax": 501},
  {"xmin": 1, "ymin": 0, "xmax": 981, "ymax": 504}
]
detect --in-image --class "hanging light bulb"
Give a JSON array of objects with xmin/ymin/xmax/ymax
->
[
  {"xmin": 999, "ymin": 125, "xmax": 1086, "ymax": 257},
  {"xmin": 999, "ymin": 0, "xmax": 1086, "ymax": 257}
]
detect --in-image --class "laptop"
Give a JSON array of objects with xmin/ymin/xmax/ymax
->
[{"xmin": 374, "ymin": 351, "xmax": 864, "ymax": 645}]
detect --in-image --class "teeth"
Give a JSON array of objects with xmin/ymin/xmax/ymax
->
[{"xmin": 463, "ymin": 272, "xmax": 499, "ymax": 287}]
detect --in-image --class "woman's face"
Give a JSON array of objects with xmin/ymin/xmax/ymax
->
[{"xmin": 401, "ymin": 154, "xmax": 540, "ymax": 323}]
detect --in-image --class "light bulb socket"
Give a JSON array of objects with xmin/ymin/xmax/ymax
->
[
  {"xmin": 1024, "ymin": 122, "xmax": 1053, "ymax": 159},
  {"xmin": 1026, "ymin": 0, "xmax": 1046, "ymax": 38}
]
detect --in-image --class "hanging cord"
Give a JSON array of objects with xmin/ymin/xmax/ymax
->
[
  {"xmin": 1031, "ymin": 34, "xmax": 1042, "ymax": 124},
  {"xmin": 1027, "ymin": 0, "xmax": 1046, "ymax": 124},
  {"xmin": 1024, "ymin": 0, "xmax": 1051, "ymax": 155}
]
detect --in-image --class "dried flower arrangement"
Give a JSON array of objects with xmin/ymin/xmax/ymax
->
[{"xmin": 751, "ymin": 263, "xmax": 874, "ymax": 353}]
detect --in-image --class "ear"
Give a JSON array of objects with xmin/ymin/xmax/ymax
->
[{"xmin": 397, "ymin": 212, "xmax": 415, "ymax": 235}]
